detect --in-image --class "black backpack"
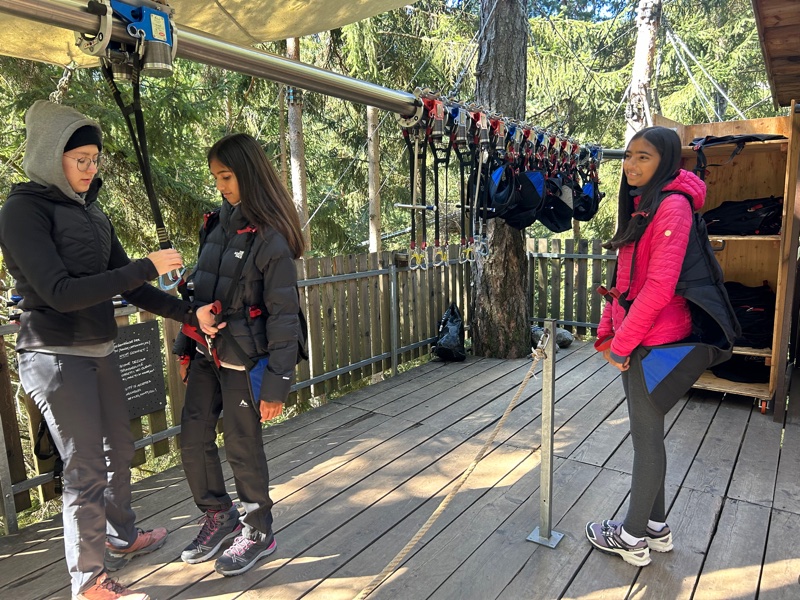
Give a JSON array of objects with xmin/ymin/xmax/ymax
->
[
  {"xmin": 723, "ymin": 281, "xmax": 776, "ymax": 349},
  {"xmin": 702, "ymin": 197, "xmax": 782, "ymax": 236}
]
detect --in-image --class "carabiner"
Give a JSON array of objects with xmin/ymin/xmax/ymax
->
[
  {"xmin": 477, "ymin": 239, "xmax": 490, "ymax": 258},
  {"xmin": 461, "ymin": 245, "xmax": 476, "ymax": 264},
  {"xmin": 409, "ymin": 250, "xmax": 420, "ymax": 271},
  {"xmin": 432, "ymin": 247, "xmax": 447, "ymax": 268},
  {"xmin": 416, "ymin": 251, "xmax": 429, "ymax": 271},
  {"xmin": 158, "ymin": 267, "xmax": 186, "ymax": 291}
]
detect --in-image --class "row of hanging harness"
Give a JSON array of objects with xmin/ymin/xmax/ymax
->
[{"xmin": 396, "ymin": 91, "xmax": 604, "ymax": 270}]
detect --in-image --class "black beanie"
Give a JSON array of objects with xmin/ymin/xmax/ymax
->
[{"xmin": 64, "ymin": 125, "xmax": 102, "ymax": 152}]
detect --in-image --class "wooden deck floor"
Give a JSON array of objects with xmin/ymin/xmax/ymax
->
[{"xmin": 2, "ymin": 341, "xmax": 800, "ymax": 600}]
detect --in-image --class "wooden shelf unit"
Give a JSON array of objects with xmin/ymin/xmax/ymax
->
[{"xmin": 656, "ymin": 109, "xmax": 800, "ymax": 421}]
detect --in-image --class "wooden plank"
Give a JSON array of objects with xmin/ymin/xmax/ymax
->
[
  {"xmin": 161, "ymin": 315, "xmax": 186, "ymax": 443},
  {"xmin": 363, "ymin": 254, "xmax": 379, "ymax": 377},
  {"xmin": 137, "ymin": 311, "xmax": 169, "ymax": 457},
  {"xmin": 353, "ymin": 254, "xmax": 375, "ymax": 378},
  {"xmin": 332, "ymin": 255, "xmax": 350, "ymax": 387},
  {"xmin": 728, "ymin": 406, "xmax": 783, "ymax": 507},
  {"xmin": 398, "ymin": 263, "xmax": 411, "ymax": 364},
  {"xmin": 305, "ymin": 258, "xmax": 324, "ymax": 400},
  {"xmin": 550, "ymin": 238, "xmax": 561, "ymax": 323},
  {"xmin": 575, "ymin": 238, "xmax": 589, "ymax": 337},
  {"xmin": 590, "ymin": 239, "xmax": 602, "ymax": 332},
  {"xmin": 564, "ymin": 238, "xmax": 575, "ymax": 326},
  {"xmin": 294, "ymin": 259, "xmax": 311, "ymax": 404},
  {"xmin": 319, "ymin": 257, "xmax": 338, "ymax": 394},
  {"xmin": 759, "ymin": 508, "xmax": 800, "ymax": 599},
  {"xmin": 0, "ymin": 340, "xmax": 30, "ymax": 511},
  {"xmin": 379, "ymin": 252, "xmax": 392, "ymax": 372},
  {"xmin": 345, "ymin": 255, "xmax": 362, "ymax": 383},
  {"xmin": 682, "ymin": 396, "xmax": 751, "ymax": 497},
  {"xmin": 693, "ymin": 499, "xmax": 770, "ymax": 600},
  {"xmin": 307, "ymin": 444, "xmax": 543, "ymax": 600},
  {"xmin": 536, "ymin": 238, "xmax": 547, "ymax": 320},
  {"xmin": 459, "ymin": 462, "xmax": 629, "ymax": 600},
  {"xmin": 774, "ymin": 422, "xmax": 800, "ymax": 514}
]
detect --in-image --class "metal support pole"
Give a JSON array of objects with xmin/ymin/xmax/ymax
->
[
  {"xmin": 528, "ymin": 319, "xmax": 563, "ymax": 548},
  {"xmin": 390, "ymin": 263, "xmax": 399, "ymax": 376},
  {"xmin": 1, "ymin": 0, "xmax": 423, "ymax": 119},
  {"xmin": 0, "ymin": 407, "xmax": 18, "ymax": 534}
]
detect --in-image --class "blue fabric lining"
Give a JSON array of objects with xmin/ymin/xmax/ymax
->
[{"xmin": 642, "ymin": 346, "xmax": 693, "ymax": 393}]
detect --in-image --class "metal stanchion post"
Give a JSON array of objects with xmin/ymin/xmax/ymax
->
[{"xmin": 527, "ymin": 318, "xmax": 563, "ymax": 548}]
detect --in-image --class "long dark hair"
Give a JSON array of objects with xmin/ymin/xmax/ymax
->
[
  {"xmin": 208, "ymin": 133, "xmax": 305, "ymax": 258},
  {"xmin": 606, "ymin": 126, "xmax": 683, "ymax": 249}
]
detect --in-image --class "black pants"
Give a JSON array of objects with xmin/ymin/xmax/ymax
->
[{"xmin": 180, "ymin": 354, "xmax": 274, "ymax": 535}]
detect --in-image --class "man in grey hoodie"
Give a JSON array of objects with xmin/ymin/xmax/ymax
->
[{"xmin": 0, "ymin": 100, "xmax": 206, "ymax": 600}]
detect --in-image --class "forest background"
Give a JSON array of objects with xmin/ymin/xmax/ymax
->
[{"xmin": 0, "ymin": 0, "xmax": 781, "ymax": 264}]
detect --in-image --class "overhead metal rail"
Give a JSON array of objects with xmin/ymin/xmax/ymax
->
[{"xmin": 1, "ymin": 0, "xmax": 423, "ymax": 120}]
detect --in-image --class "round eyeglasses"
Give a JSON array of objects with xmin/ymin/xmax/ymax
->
[{"xmin": 63, "ymin": 153, "xmax": 105, "ymax": 172}]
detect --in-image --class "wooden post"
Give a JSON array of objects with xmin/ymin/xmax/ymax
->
[{"xmin": 0, "ymin": 340, "xmax": 30, "ymax": 511}]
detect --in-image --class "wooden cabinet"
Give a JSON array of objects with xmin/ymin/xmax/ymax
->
[{"xmin": 655, "ymin": 108, "xmax": 800, "ymax": 421}]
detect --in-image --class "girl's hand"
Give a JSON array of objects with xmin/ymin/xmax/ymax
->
[
  {"xmin": 260, "ymin": 401, "xmax": 284, "ymax": 423},
  {"xmin": 196, "ymin": 303, "xmax": 227, "ymax": 337},
  {"xmin": 603, "ymin": 349, "xmax": 630, "ymax": 371}
]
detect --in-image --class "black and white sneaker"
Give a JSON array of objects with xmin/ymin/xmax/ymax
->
[
  {"xmin": 181, "ymin": 506, "xmax": 242, "ymax": 564},
  {"xmin": 214, "ymin": 528, "xmax": 276, "ymax": 576}
]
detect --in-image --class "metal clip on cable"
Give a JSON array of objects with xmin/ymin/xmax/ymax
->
[
  {"xmin": 409, "ymin": 247, "xmax": 421, "ymax": 271},
  {"xmin": 476, "ymin": 239, "xmax": 489, "ymax": 259},
  {"xmin": 432, "ymin": 246, "xmax": 447, "ymax": 268},
  {"xmin": 416, "ymin": 250, "xmax": 429, "ymax": 271}
]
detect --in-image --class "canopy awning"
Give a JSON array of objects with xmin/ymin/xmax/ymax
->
[{"xmin": 0, "ymin": 0, "xmax": 414, "ymax": 69}]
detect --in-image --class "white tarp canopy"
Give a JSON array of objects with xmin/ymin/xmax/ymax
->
[{"xmin": 1, "ymin": 0, "xmax": 415, "ymax": 68}]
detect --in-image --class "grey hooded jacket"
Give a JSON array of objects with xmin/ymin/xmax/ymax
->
[{"xmin": 0, "ymin": 100, "xmax": 196, "ymax": 350}]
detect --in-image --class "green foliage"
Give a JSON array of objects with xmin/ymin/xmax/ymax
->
[{"xmin": 0, "ymin": 0, "xmax": 786, "ymax": 260}]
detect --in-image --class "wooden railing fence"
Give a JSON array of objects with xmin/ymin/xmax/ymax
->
[
  {"xmin": 0, "ymin": 249, "xmax": 471, "ymax": 533},
  {"xmin": 0, "ymin": 240, "xmax": 613, "ymax": 533}
]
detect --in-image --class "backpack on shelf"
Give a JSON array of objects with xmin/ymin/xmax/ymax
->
[
  {"xmin": 723, "ymin": 281, "xmax": 776, "ymax": 349},
  {"xmin": 702, "ymin": 197, "xmax": 783, "ymax": 236}
]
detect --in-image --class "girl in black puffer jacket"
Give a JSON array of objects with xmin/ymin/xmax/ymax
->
[{"xmin": 177, "ymin": 133, "xmax": 306, "ymax": 576}]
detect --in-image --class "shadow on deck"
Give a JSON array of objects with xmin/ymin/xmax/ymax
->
[{"xmin": 1, "ymin": 341, "xmax": 799, "ymax": 599}]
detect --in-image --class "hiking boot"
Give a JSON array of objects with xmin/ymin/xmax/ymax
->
[
  {"xmin": 585, "ymin": 520, "xmax": 651, "ymax": 567},
  {"xmin": 105, "ymin": 527, "xmax": 168, "ymax": 572},
  {"xmin": 181, "ymin": 506, "xmax": 243, "ymax": 564},
  {"xmin": 214, "ymin": 528, "xmax": 276, "ymax": 576},
  {"xmin": 73, "ymin": 572, "xmax": 150, "ymax": 600},
  {"xmin": 599, "ymin": 519, "xmax": 673, "ymax": 553}
]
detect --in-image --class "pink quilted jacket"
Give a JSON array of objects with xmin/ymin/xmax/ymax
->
[{"xmin": 598, "ymin": 169, "xmax": 706, "ymax": 359}]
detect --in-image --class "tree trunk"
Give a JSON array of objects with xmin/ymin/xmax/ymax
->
[
  {"xmin": 471, "ymin": 0, "xmax": 529, "ymax": 359},
  {"xmin": 367, "ymin": 106, "xmax": 381, "ymax": 253},
  {"xmin": 625, "ymin": 0, "xmax": 661, "ymax": 143},
  {"xmin": 287, "ymin": 37, "xmax": 311, "ymax": 251},
  {"xmin": 278, "ymin": 86, "xmax": 288, "ymax": 187}
]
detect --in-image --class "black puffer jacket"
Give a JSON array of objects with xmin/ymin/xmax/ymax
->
[
  {"xmin": 189, "ymin": 199, "xmax": 302, "ymax": 403},
  {"xmin": 0, "ymin": 179, "xmax": 196, "ymax": 349}
]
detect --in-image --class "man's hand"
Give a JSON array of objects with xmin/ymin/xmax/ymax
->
[{"xmin": 260, "ymin": 401, "xmax": 284, "ymax": 423}]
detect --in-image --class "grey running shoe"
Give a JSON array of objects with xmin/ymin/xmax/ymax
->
[
  {"xmin": 585, "ymin": 520, "xmax": 651, "ymax": 567},
  {"xmin": 181, "ymin": 506, "xmax": 242, "ymax": 564},
  {"xmin": 600, "ymin": 519, "xmax": 673, "ymax": 552},
  {"xmin": 214, "ymin": 528, "xmax": 276, "ymax": 576}
]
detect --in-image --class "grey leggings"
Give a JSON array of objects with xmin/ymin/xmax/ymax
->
[{"xmin": 620, "ymin": 347, "xmax": 682, "ymax": 538}]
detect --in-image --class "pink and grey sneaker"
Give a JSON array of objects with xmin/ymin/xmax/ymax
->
[
  {"xmin": 585, "ymin": 520, "xmax": 651, "ymax": 567},
  {"xmin": 181, "ymin": 506, "xmax": 243, "ymax": 564},
  {"xmin": 105, "ymin": 527, "xmax": 168, "ymax": 572},
  {"xmin": 214, "ymin": 528, "xmax": 276, "ymax": 576}
]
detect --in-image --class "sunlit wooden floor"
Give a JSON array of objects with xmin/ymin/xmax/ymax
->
[{"xmin": 2, "ymin": 340, "xmax": 799, "ymax": 599}]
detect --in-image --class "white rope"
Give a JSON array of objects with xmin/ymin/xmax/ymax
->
[
  {"xmin": 665, "ymin": 24, "xmax": 746, "ymax": 120},
  {"xmin": 665, "ymin": 28, "xmax": 719, "ymax": 122}
]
